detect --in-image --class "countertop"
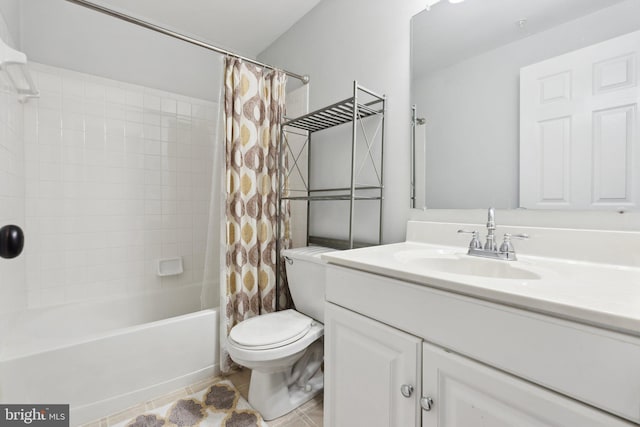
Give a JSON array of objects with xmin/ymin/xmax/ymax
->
[{"xmin": 323, "ymin": 241, "xmax": 640, "ymax": 336}]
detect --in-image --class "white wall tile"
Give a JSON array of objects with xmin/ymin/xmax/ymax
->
[
  {"xmin": 39, "ymin": 126, "xmax": 62, "ymax": 145},
  {"xmin": 36, "ymin": 72, "xmax": 62, "ymax": 94},
  {"xmin": 143, "ymin": 94, "xmax": 161, "ymax": 111},
  {"xmin": 106, "ymin": 86, "xmax": 127, "ymax": 105},
  {"xmin": 21, "ymin": 63, "xmax": 219, "ymax": 308},
  {"xmin": 62, "ymin": 96, "xmax": 84, "ymax": 114},
  {"xmin": 63, "ymin": 77, "xmax": 85, "ymax": 99},
  {"xmin": 126, "ymin": 91, "xmax": 143, "ymax": 108},
  {"xmin": 177, "ymin": 101, "xmax": 191, "ymax": 117},
  {"xmin": 84, "ymin": 82, "xmax": 105, "ymax": 103},
  {"xmin": 161, "ymin": 98, "xmax": 177, "ymax": 114},
  {"xmin": 0, "ymin": 82, "xmax": 26, "ymax": 314},
  {"xmin": 126, "ymin": 109, "xmax": 143, "ymax": 123}
]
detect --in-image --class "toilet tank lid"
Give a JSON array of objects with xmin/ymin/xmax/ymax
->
[{"xmin": 281, "ymin": 246, "xmax": 337, "ymax": 264}]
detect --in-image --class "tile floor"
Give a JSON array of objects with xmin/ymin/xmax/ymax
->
[{"xmin": 80, "ymin": 368, "xmax": 323, "ymax": 427}]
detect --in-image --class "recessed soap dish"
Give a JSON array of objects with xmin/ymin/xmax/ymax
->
[{"xmin": 157, "ymin": 257, "xmax": 183, "ymax": 277}]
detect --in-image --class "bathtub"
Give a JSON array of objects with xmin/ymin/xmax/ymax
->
[{"xmin": 0, "ymin": 284, "xmax": 219, "ymax": 426}]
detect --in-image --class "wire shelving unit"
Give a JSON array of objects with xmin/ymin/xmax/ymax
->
[{"xmin": 278, "ymin": 81, "xmax": 386, "ymax": 251}]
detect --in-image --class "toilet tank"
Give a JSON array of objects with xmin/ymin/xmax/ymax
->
[{"xmin": 282, "ymin": 246, "xmax": 337, "ymax": 323}]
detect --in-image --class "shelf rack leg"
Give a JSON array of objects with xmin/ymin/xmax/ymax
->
[
  {"xmin": 348, "ymin": 81, "xmax": 359, "ymax": 249},
  {"xmin": 379, "ymin": 97, "xmax": 386, "ymax": 245}
]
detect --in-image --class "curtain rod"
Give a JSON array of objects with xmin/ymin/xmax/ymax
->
[{"xmin": 63, "ymin": 0, "xmax": 310, "ymax": 84}]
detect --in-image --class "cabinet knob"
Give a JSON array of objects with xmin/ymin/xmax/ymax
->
[
  {"xmin": 400, "ymin": 384, "xmax": 414, "ymax": 398},
  {"xmin": 420, "ymin": 397, "xmax": 434, "ymax": 411}
]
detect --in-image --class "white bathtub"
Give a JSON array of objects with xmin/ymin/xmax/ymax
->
[{"xmin": 0, "ymin": 284, "xmax": 219, "ymax": 426}]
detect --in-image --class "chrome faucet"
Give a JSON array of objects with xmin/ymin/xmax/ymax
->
[
  {"xmin": 458, "ymin": 208, "xmax": 529, "ymax": 261},
  {"xmin": 484, "ymin": 207, "xmax": 497, "ymax": 251}
]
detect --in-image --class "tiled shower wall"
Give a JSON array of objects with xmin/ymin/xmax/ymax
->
[
  {"xmin": 24, "ymin": 63, "xmax": 218, "ymax": 308},
  {"xmin": 0, "ymin": 16, "xmax": 26, "ymax": 314}
]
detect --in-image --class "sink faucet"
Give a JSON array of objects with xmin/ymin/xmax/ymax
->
[
  {"xmin": 458, "ymin": 208, "xmax": 529, "ymax": 261},
  {"xmin": 485, "ymin": 207, "xmax": 497, "ymax": 251}
]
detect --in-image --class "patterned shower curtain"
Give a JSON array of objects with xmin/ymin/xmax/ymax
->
[{"xmin": 221, "ymin": 57, "xmax": 291, "ymax": 372}]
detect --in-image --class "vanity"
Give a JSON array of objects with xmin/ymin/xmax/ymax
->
[
  {"xmin": 322, "ymin": 219, "xmax": 640, "ymax": 426},
  {"xmin": 359, "ymin": 2, "xmax": 640, "ymax": 424}
]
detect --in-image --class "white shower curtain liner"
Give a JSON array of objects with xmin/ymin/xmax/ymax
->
[{"xmin": 200, "ymin": 57, "xmax": 226, "ymax": 311}]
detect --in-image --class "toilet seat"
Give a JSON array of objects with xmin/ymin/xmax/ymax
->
[
  {"xmin": 227, "ymin": 313, "xmax": 324, "ymax": 365},
  {"xmin": 230, "ymin": 310, "xmax": 312, "ymax": 350}
]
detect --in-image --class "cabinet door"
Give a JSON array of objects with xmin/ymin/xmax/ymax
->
[
  {"xmin": 325, "ymin": 303, "xmax": 422, "ymax": 427},
  {"xmin": 422, "ymin": 342, "xmax": 635, "ymax": 427}
]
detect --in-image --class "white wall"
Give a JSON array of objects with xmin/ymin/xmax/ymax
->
[
  {"xmin": 413, "ymin": 0, "xmax": 640, "ymax": 209},
  {"xmin": 20, "ymin": 0, "xmax": 221, "ymax": 101},
  {"xmin": 0, "ymin": 5, "xmax": 26, "ymax": 315},
  {"xmin": 259, "ymin": 0, "xmax": 425, "ymax": 244},
  {"xmin": 23, "ymin": 63, "xmax": 217, "ymax": 308}
]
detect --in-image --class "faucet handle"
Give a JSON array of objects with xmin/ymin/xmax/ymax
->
[
  {"xmin": 499, "ymin": 233, "xmax": 529, "ymax": 253},
  {"xmin": 504, "ymin": 233, "xmax": 529, "ymax": 240},
  {"xmin": 458, "ymin": 229, "xmax": 482, "ymax": 250}
]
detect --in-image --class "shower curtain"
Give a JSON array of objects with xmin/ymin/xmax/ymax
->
[{"xmin": 220, "ymin": 57, "xmax": 291, "ymax": 372}]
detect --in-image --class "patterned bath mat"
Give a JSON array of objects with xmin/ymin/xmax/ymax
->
[{"xmin": 112, "ymin": 380, "xmax": 268, "ymax": 427}]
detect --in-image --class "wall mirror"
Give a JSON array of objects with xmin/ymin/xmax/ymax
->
[{"xmin": 410, "ymin": 0, "xmax": 640, "ymax": 210}]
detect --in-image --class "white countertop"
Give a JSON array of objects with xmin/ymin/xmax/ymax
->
[{"xmin": 323, "ymin": 241, "xmax": 640, "ymax": 336}]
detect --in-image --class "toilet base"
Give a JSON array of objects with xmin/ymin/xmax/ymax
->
[{"xmin": 248, "ymin": 368, "xmax": 323, "ymax": 421}]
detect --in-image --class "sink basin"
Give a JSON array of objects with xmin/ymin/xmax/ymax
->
[
  {"xmin": 419, "ymin": 256, "xmax": 541, "ymax": 280},
  {"xmin": 393, "ymin": 249, "xmax": 541, "ymax": 280}
]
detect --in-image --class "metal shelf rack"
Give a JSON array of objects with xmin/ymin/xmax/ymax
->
[{"xmin": 278, "ymin": 81, "xmax": 386, "ymax": 250}]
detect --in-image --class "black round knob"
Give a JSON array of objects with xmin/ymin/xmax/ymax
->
[{"xmin": 0, "ymin": 224, "xmax": 24, "ymax": 259}]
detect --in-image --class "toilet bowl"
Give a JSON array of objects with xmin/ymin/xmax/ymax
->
[{"xmin": 226, "ymin": 246, "xmax": 335, "ymax": 420}]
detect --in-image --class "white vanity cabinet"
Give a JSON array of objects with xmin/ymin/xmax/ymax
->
[
  {"xmin": 324, "ymin": 263, "xmax": 640, "ymax": 427},
  {"xmin": 422, "ymin": 342, "xmax": 633, "ymax": 427},
  {"xmin": 324, "ymin": 302, "xmax": 422, "ymax": 427}
]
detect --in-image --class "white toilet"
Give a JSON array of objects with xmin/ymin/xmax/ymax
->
[{"xmin": 227, "ymin": 246, "xmax": 336, "ymax": 420}]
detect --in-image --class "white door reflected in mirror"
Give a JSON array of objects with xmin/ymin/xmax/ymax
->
[
  {"xmin": 520, "ymin": 30, "xmax": 640, "ymax": 210},
  {"xmin": 410, "ymin": 0, "xmax": 640, "ymax": 210}
]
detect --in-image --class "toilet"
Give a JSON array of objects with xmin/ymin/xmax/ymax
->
[{"xmin": 227, "ymin": 246, "xmax": 336, "ymax": 420}]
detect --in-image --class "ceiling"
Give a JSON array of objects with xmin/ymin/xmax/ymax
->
[
  {"xmin": 412, "ymin": 0, "xmax": 627, "ymax": 76},
  {"xmin": 91, "ymin": 0, "xmax": 322, "ymax": 57}
]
